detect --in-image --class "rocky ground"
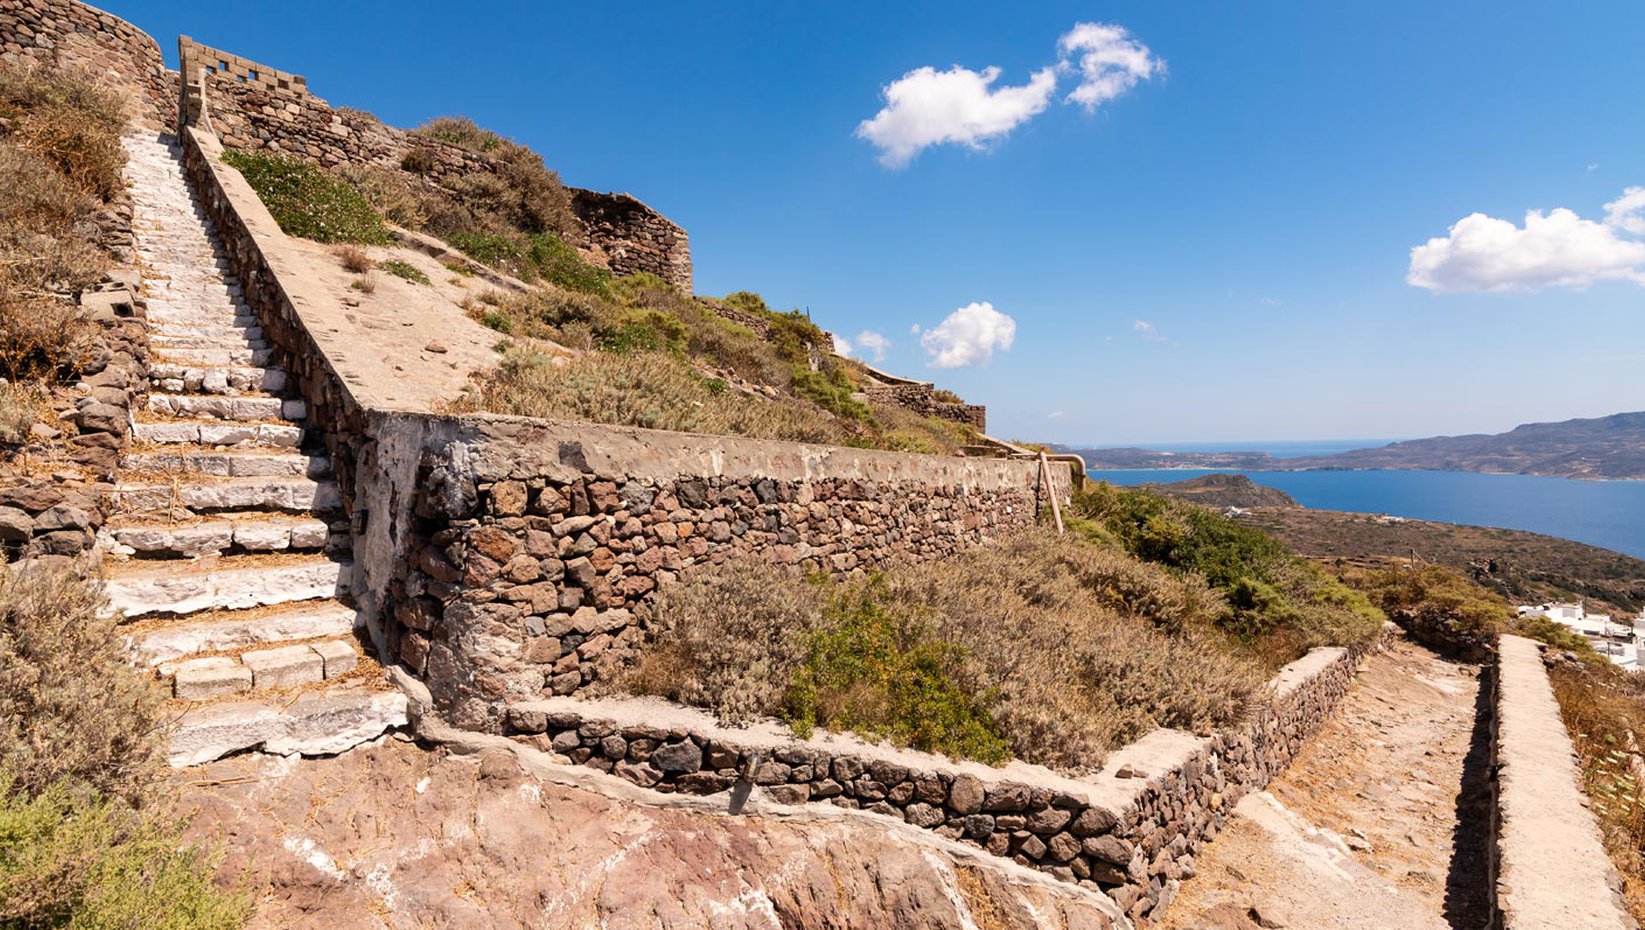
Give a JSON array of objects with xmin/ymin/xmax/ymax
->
[
  {"xmin": 1156, "ymin": 637, "xmax": 1491, "ymax": 929},
  {"xmin": 177, "ymin": 738, "xmax": 1124, "ymax": 930}
]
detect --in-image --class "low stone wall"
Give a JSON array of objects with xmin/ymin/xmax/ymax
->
[
  {"xmin": 863, "ymin": 382, "xmax": 987, "ymax": 432},
  {"xmin": 0, "ymin": 0, "xmax": 173, "ymax": 126},
  {"xmin": 496, "ymin": 633, "xmax": 1386, "ymax": 925},
  {"xmin": 1492, "ymin": 636, "xmax": 1635, "ymax": 929}
]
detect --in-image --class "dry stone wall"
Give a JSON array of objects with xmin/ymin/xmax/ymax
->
[
  {"xmin": 571, "ymin": 189, "xmax": 691, "ymax": 291},
  {"xmin": 363, "ymin": 416, "xmax": 1062, "ymax": 733},
  {"xmin": 494, "ymin": 634, "xmax": 1387, "ymax": 925},
  {"xmin": 863, "ymin": 381, "xmax": 987, "ymax": 431},
  {"xmin": 0, "ymin": 0, "xmax": 172, "ymax": 126}
]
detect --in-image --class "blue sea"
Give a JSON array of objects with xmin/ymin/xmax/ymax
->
[{"xmin": 1085, "ymin": 465, "xmax": 1645, "ymax": 560}]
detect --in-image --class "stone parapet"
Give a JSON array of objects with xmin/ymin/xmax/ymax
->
[{"xmin": 1492, "ymin": 636, "xmax": 1635, "ymax": 929}]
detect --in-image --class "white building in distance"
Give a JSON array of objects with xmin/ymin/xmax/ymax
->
[{"xmin": 1518, "ymin": 602, "xmax": 1645, "ymax": 670}]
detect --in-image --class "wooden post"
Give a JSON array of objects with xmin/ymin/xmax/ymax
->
[{"xmin": 1039, "ymin": 452, "xmax": 1065, "ymax": 536}]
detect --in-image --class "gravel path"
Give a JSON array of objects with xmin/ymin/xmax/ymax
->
[{"xmin": 1157, "ymin": 635, "xmax": 1492, "ymax": 930}]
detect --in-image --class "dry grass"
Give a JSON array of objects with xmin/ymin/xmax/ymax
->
[
  {"xmin": 457, "ymin": 348, "xmax": 860, "ymax": 446},
  {"xmin": 335, "ymin": 243, "xmax": 373, "ymax": 274},
  {"xmin": 624, "ymin": 529, "xmax": 1266, "ymax": 772},
  {"xmin": 1550, "ymin": 659, "xmax": 1645, "ymax": 922},
  {"xmin": 0, "ymin": 65, "xmax": 127, "ymax": 199},
  {"xmin": 349, "ymin": 271, "xmax": 379, "ymax": 295}
]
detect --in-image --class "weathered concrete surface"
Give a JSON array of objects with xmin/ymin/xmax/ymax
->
[
  {"xmin": 1158, "ymin": 637, "xmax": 1490, "ymax": 930},
  {"xmin": 1496, "ymin": 635, "xmax": 1634, "ymax": 930},
  {"xmin": 178, "ymin": 739, "xmax": 1129, "ymax": 930}
]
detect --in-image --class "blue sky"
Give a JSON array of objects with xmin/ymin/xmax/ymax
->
[{"xmin": 117, "ymin": 1, "xmax": 1645, "ymax": 445}]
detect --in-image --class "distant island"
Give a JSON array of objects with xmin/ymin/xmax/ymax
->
[{"xmin": 1058, "ymin": 411, "xmax": 1645, "ymax": 481}]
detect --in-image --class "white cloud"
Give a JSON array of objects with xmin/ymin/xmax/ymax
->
[
  {"xmin": 1587, "ymin": 162, "xmax": 1600, "ymax": 173},
  {"xmin": 920, "ymin": 302, "xmax": 1016, "ymax": 368},
  {"xmin": 832, "ymin": 333, "xmax": 853, "ymax": 357},
  {"xmin": 1133, "ymin": 319, "xmax": 1166, "ymax": 342},
  {"xmin": 1057, "ymin": 23, "xmax": 1162, "ymax": 111},
  {"xmin": 853, "ymin": 330, "xmax": 891, "ymax": 362},
  {"xmin": 1407, "ymin": 195, "xmax": 1645, "ymax": 292},
  {"xmin": 1047, "ymin": 410, "xmax": 1066, "ymax": 419},
  {"xmin": 857, "ymin": 21, "xmax": 1159, "ymax": 168},
  {"xmin": 856, "ymin": 64, "xmax": 1057, "ymax": 168},
  {"xmin": 1603, "ymin": 186, "xmax": 1645, "ymax": 235}
]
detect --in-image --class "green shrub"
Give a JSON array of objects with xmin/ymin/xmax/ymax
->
[
  {"xmin": 1071, "ymin": 483, "xmax": 1384, "ymax": 663},
  {"xmin": 1515, "ymin": 615, "xmax": 1596, "ymax": 653},
  {"xmin": 783, "ymin": 580, "xmax": 1010, "ymax": 763},
  {"xmin": 378, "ymin": 259, "xmax": 430, "ymax": 285},
  {"xmin": 412, "ymin": 116, "xmax": 503, "ymax": 152},
  {"xmin": 221, "ymin": 150, "xmax": 391, "ymax": 245},
  {"xmin": 0, "ymin": 774, "xmax": 251, "ymax": 929},
  {"xmin": 721, "ymin": 291, "xmax": 772, "ymax": 316},
  {"xmin": 527, "ymin": 233, "xmax": 610, "ymax": 295},
  {"xmin": 446, "ymin": 231, "xmax": 524, "ymax": 272},
  {"xmin": 1350, "ymin": 562, "xmax": 1513, "ymax": 635}
]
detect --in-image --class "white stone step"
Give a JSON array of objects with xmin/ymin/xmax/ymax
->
[
  {"xmin": 131, "ymin": 419, "xmax": 302, "ymax": 447},
  {"xmin": 103, "ymin": 557, "xmax": 352, "ymax": 618},
  {"xmin": 122, "ymin": 450, "xmax": 328, "ymax": 478},
  {"xmin": 132, "ymin": 602, "xmax": 359, "ymax": 667},
  {"xmin": 149, "ymin": 362, "xmax": 286, "ymax": 396},
  {"xmin": 151, "ymin": 333, "xmax": 269, "ymax": 352},
  {"xmin": 152, "ymin": 346, "xmax": 275, "ymax": 367},
  {"xmin": 106, "ymin": 476, "xmax": 340, "ymax": 516},
  {"xmin": 104, "ymin": 515, "xmax": 332, "ymax": 556},
  {"xmin": 145, "ymin": 395, "xmax": 302, "ymax": 422},
  {"xmin": 166, "ymin": 684, "xmax": 408, "ymax": 767}
]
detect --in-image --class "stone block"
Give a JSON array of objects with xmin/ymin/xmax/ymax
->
[
  {"xmin": 311, "ymin": 639, "xmax": 357, "ymax": 678},
  {"xmin": 241, "ymin": 643, "xmax": 324, "ymax": 689},
  {"xmin": 174, "ymin": 656, "xmax": 252, "ymax": 699}
]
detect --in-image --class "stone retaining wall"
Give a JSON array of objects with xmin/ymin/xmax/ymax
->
[
  {"xmin": 496, "ymin": 632, "xmax": 1387, "ymax": 925},
  {"xmin": 1492, "ymin": 636, "xmax": 1635, "ymax": 929},
  {"xmin": 571, "ymin": 189, "xmax": 691, "ymax": 292},
  {"xmin": 179, "ymin": 119, "xmax": 1069, "ymax": 732},
  {"xmin": 0, "ymin": 0, "xmax": 172, "ymax": 126}
]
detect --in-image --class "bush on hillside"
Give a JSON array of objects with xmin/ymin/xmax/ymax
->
[
  {"xmin": 1069, "ymin": 482, "xmax": 1384, "ymax": 665},
  {"xmin": 221, "ymin": 150, "xmax": 391, "ymax": 245},
  {"xmin": 409, "ymin": 116, "xmax": 579, "ymax": 244},
  {"xmin": 0, "ymin": 383, "xmax": 39, "ymax": 446},
  {"xmin": 625, "ymin": 530, "xmax": 1266, "ymax": 771}
]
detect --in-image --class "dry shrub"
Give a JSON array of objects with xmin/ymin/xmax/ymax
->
[
  {"xmin": 335, "ymin": 243, "xmax": 373, "ymax": 274},
  {"xmin": 412, "ymin": 116, "xmax": 579, "ymax": 242},
  {"xmin": 0, "ymin": 65, "xmax": 127, "ymax": 200},
  {"xmin": 1550, "ymin": 659, "xmax": 1645, "ymax": 922},
  {"xmin": 0, "ymin": 382, "xmax": 39, "ymax": 444},
  {"xmin": 339, "ymin": 162, "xmax": 438, "ymax": 230},
  {"xmin": 0, "ymin": 564, "xmax": 161, "ymax": 803},
  {"xmin": 627, "ymin": 530, "xmax": 1266, "ymax": 772},
  {"xmin": 459, "ymin": 348, "xmax": 858, "ymax": 446},
  {"xmin": 350, "ymin": 271, "xmax": 379, "ymax": 295},
  {"xmin": 0, "ymin": 279, "xmax": 98, "ymax": 383}
]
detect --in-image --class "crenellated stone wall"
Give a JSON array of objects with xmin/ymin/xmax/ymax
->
[{"xmin": 0, "ymin": 0, "xmax": 172, "ymax": 126}]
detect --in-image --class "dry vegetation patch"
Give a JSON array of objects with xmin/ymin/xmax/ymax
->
[
  {"xmin": 0, "ymin": 564, "xmax": 250, "ymax": 928},
  {"xmin": 1550, "ymin": 658, "xmax": 1645, "ymax": 922},
  {"xmin": 626, "ymin": 529, "xmax": 1267, "ymax": 772}
]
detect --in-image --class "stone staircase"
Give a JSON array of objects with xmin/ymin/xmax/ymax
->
[{"xmin": 107, "ymin": 132, "xmax": 406, "ymax": 767}]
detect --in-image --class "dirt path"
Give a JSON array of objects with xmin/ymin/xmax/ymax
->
[{"xmin": 1158, "ymin": 636, "xmax": 1492, "ymax": 930}]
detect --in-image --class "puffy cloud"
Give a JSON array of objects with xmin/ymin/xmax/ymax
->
[
  {"xmin": 1047, "ymin": 410, "xmax": 1066, "ymax": 419},
  {"xmin": 853, "ymin": 330, "xmax": 891, "ymax": 362},
  {"xmin": 920, "ymin": 302, "xmax": 1016, "ymax": 368},
  {"xmin": 1057, "ymin": 23, "xmax": 1163, "ymax": 111},
  {"xmin": 856, "ymin": 64, "xmax": 1057, "ymax": 168},
  {"xmin": 1133, "ymin": 319, "xmax": 1166, "ymax": 342},
  {"xmin": 1604, "ymin": 186, "xmax": 1645, "ymax": 235},
  {"xmin": 832, "ymin": 333, "xmax": 853, "ymax": 357},
  {"xmin": 857, "ymin": 21, "xmax": 1159, "ymax": 167},
  {"xmin": 1407, "ymin": 202, "xmax": 1645, "ymax": 292}
]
